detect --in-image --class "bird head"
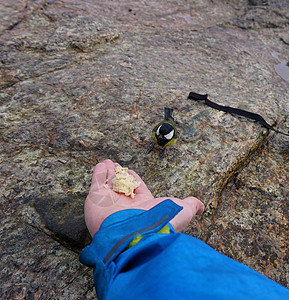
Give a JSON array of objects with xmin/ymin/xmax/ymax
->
[{"xmin": 155, "ymin": 122, "xmax": 175, "ymax": 146}]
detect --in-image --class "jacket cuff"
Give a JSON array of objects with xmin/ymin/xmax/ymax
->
[{"xmin": 79, "ymin": 199, "xmax": 182, "ymax": 299}]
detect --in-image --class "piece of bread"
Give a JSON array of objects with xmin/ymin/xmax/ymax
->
[{"xmin": 112, "ymin": 166, "xmax": 140, "ymax": 198}]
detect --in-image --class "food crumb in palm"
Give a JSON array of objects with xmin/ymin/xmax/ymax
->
[{"xmin": 112, "ymin": 166, "xmax": 140, "ymax": 198}]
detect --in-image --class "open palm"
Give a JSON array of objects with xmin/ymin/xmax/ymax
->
[{"xmin": 85, "ymin": 159, "xmax": 205, "ymax": 236}]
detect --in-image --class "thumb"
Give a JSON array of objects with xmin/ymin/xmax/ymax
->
[
  {"xmin": 182, "ymin": 196, "xmax": 205, "ymax": 216},
  {"xmin": 170, "ymin": 196, "xmax": 205, "ymax": 232}
]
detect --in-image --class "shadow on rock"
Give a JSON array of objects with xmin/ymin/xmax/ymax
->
[{"xmin": 33, "ymin": 193, "xmax": 91, "ymax": 251}]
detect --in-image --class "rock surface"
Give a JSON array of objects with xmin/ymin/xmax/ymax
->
[{"xmin": 1, "ymin": 0, "xmax": 288, "ymax": 298}]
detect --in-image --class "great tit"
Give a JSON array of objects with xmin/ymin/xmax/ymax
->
[{"xmin": 148, "ymin": 107, "xmax": 177, "ymax": 158}]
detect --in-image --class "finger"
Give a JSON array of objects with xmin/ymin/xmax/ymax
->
[
  {"xmin": 170, "ymin": 197, "xmax": 205, "ymax": 232},
  {"xmin": 104, "ymin": 160, "xmax": 121, "ymax": 184},
  {"xmin": 90, "ymin": 162, "xmax": 108, "ymax": 190},
  {"xmin": 197, "ymin": 202, "xmax": 205, "ymax": 215},
  {"xmin": 128, "ymin": 170, "xmax": 153, "ymax": 198},
  {"xmin": 102, "ymin": 159, "xmax": 119, "ymax": 173},
  {"xmin": 182, "ymin": 196, "xmax": 205, "ymax": 215}
]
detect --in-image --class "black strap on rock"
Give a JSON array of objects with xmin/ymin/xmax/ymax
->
[{"xmin": 188, "ymin": 92, "xmax": 289, "ymax": 136}]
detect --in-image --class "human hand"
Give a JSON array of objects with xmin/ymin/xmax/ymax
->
[{"xmin": 84, "ymin": 159, "xmax": 205, "ymax": 236}]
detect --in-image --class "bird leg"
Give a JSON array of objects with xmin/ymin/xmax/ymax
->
[
  {"xmin": 148, "ymin": 142, "xmax": 155, "ymax": 153},
  {"xmin": 161, "ymin": 147, "xmax": 167, "ymax": 158}
]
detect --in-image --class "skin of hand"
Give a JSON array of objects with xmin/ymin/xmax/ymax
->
[{"xmin": 85, "ymin": 159, "xmax": 205, "ymax": 237}]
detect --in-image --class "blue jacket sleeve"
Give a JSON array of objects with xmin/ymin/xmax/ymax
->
[{"xmin": 79, "ymin": 199, "xmax": 289, "ymax": 300}]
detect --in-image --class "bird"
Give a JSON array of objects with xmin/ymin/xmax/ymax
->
[{"xmin": 148, "ymin": 107, "xmax": 178, "ymax": 158}]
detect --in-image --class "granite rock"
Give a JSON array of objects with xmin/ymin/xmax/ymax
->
[{"xmin": 1, "ymin": 0, "xmax": 288, "ymax": 297}]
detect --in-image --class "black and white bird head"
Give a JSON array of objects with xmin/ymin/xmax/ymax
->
[{"xmin": 155, "ymin": 122, "xmax": 175, "ymax": 147}]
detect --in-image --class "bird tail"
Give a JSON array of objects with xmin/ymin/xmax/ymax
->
[{"xmin": 164, "ymin": 108, "xmax": 174, "ymax": 121}]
